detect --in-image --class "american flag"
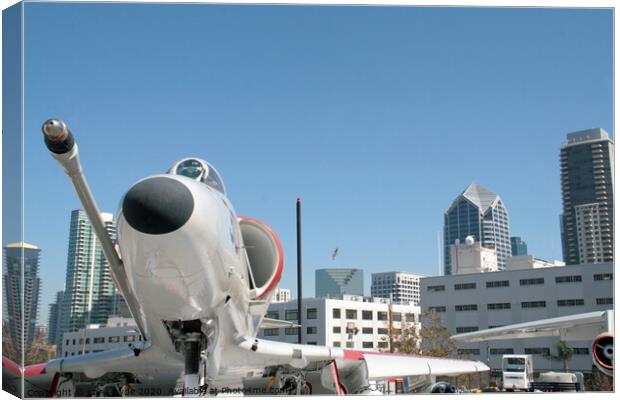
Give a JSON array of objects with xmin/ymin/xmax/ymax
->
[{"xmin": 331, "ymin": 247, "xmax": 339, "ymax": 260}]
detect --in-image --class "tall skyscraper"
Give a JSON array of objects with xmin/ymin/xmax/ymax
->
[
  {"xmin": 560, "ymin": 128, "xmax": 614, "ymax": 265},
  {"xmin": 47, "ymin": 290, "xmax": 64, "ymax": 347},
  {"xmin": 443, "ymin": 183, "xmax": 512, "ymax": 274},
  {"xmin": 371, "ymin": 271, "xmax": 427, "ymax": 305},
  {"xmin": 315, "ymin": 268, "xmax": 363, "ymax": 298},
  {"xmin": 3, "ymin": 242, "xmax": 42, "ymax": 356},
  {"xmin": 510, "ymin": 236, "xmax": 528, "ymax": 256},
  {"xmin": 60, "ymin": 210, "xmax": 119, "ymax": 339}
]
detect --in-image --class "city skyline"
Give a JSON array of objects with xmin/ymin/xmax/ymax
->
[{"xmin": 8, "ymin": 4, "xmax": 612, "ymax": 324}]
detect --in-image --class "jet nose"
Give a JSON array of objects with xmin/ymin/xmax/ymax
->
[{"xmin": 122, "ymin": 177, "xmax": 194, "ymax": 235}]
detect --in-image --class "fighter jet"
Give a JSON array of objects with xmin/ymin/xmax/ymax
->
[{"xmin": 3, "ymin": 119, "xmax": 489, "ymax": 397}]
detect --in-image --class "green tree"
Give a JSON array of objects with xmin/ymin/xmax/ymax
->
[
  {"xmin": 391, "ymin": 325, "xmax": 421, "ymax": 355},
  {"xmin": 543, "ymin": 340, "xmax": 574, "ymax": 372}
]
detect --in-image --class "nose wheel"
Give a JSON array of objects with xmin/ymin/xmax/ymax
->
[{"xmin": 182, "ymin": 332, "xmax": 205, "ymax": 397}]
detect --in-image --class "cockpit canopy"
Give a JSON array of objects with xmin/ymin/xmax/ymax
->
[{"xmin": 168, "ymin": 158, "xmax": 226, "ymax": 195}]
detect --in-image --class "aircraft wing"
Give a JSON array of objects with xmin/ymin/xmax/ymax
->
[
  {"xmin": 259, "ymin": 318, "xmax": 300, "ymax": 329},
  {"xmin": 452, "ymin": 310, "xmax": 614, "ymax": 342},
  {"xmin": 220, "ymin": 336, "xmax": 489, "ymax": 394}
]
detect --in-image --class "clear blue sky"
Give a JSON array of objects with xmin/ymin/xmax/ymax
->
[{"xmin": 18, "ymin": 4, "xmax": 612, "ymax": 325}]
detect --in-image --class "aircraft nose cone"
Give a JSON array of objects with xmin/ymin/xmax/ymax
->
[{"xmin": 122, "ymin": 177, "xmax": 194, "ymax": 235}]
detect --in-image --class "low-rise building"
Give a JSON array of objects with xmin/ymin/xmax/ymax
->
[
  {"xmin": 258, "ymin": 295, "xmax": 420, "ymax": 351},
  {"xmin": 61, "ymin": 317, "xmax": 137, "ymax": 357},
  {"xmin": 420, "ymin": 262, "xmax": 613, "ymax": 373},
  {"xmin": 505, "ymin": 255, "xmax": 565, "ymax": 270}
]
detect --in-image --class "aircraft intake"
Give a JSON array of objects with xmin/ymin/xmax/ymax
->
[
  {"xmin": 591, "ymin": 333, "xmax": 613, "ymax": 376},
  {"xmin": 122, "ymin": 177, "xmax": 195, "ymax": 235}
]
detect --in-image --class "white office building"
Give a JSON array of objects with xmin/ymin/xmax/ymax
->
[
  {"xmin": 61, "ymin": 317, "xmax": 138, "ymax": 357},
  {"xmin": 371, "ymin": 271, "xmax": 427, "ymax": 306},
  {"xmin": 258, "ymin": 295, "xmax": 420, "ymax": 351},
  {"xmin": 272, "ymin": 288, "xmax": 291, "ymax": 303},
  {"xmin": 420, "ymin": 262, "xmax": 613, "ymax": 374},
  {"xmin": 449, "ymin": 236, "xmax": 499, "ymax": 275}
]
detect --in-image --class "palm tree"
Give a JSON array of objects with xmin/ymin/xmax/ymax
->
[{"xmin": 543, "ymin": 340, "xmax": 574, "ymax": 372}]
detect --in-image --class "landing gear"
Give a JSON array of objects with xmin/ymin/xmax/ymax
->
[{"xmin": 183, "ymin": 332, "xmax": 203, "ymax": 397}]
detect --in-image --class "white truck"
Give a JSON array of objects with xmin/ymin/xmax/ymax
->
[{"xmin": 501, "ymin": 355, "xmax": 533, "ymax": 391}]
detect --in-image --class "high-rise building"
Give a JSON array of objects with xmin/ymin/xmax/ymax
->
[
  {"xmin": 370, "ymin": 271, "xmax": 427, "ymax": 305},
  {"xmin": 3, "ymin": 242, "xmax": 42, "ymax": 355},
  {"xmin": 315, "ymin": 268, "xmax": 363, "ymax": 298},
  {"xmin": 60, "ymin": 210, "xmax": 119, "ymax": 341},
  {"xmin": 510, "ymin": 236, "xmax": 528, "ymax": 256},
  {"xmin": 560, "ymin": 128, "xmax": 614, "ymax": 265},
  {"xmin": 443, "ymin": 183, "xmax": 512, "ymax": 274},
  {"xmin": 272, "ymin": 288, "xmax": 291, "ymax": 303},
  {"xmin": 47, "ymin": 290, "xmax": 64, "ymax": 347}
]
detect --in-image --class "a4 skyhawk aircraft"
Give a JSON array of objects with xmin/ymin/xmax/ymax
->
[{"xmin": 3, "ymin": 119, "xmax": 489, "ymax": 397}]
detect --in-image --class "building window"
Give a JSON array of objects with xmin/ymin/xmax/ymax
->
[
  {"xmin": 72, "ymin": 339, "xmax": 76, "ymax": 345},
  {"xmin": 93, "ymin": 349, "xmax": 103, "ymax": 353},
  {"xmin": 66, "ymin": 339, "xmax": 69, "ymax": 345},
  {"xmin": 455, "ymin": 304, "xmax": 478, "ymax": 312},
  {"xmin": 79, "ymin": 338, "xmax": 83, "ymax": 344},
  {"xmin": 333, "ymin": 326, "xmax": 341, "ymax": 334},
  {"xmin": 555, "ymin": 275, "xmax": 582, "ymax": 284},
  {"xmin": 333, "ymin": 342, "xmax": 341, "ymax": 348},
  {"xmin": 377, "ymin": 342, "xmax": 388, "ymax": 349},
  {"xmin": 64, "ymin": 352, "xmax": 68, "ymax": 357},
  {"xmin": 596, "ymin": 297, "xmax": 613, "ymax": 305},
  {"xmin": 307, "ymin": 308, "xmax": 317, "ymax": 320},
  {"xmin": 346, "ymin": 341, "xmax": 354, "ymax": 348},
  {"xmin": 285, "ymin": 310, "xmax": 298, "ymax": 321},
  {"xmin": 363, "ymin": 342, "xmax": 374, "ymax": 349},
  {"xmin": 377, "ymin": 328, "xmax": 388, "ymax": 335},
  {"xmin": 94, "ymin": 337, "xmax": 105, "ymax": 344},
  {"xmin": 362, "ymin": 310, "xmax": 373, "ymax": 320},
  {"xmin": 573, "ymin": 348, "xmax": 589, "ymax": 355},
  {"xmin": 490, "ymin": 348, "xmax": 514, "ymax": 355},
  {"xmin": 307, "ymin": 341, "xmax": 317, "ymax": 345},
  {"xmin": 124, "ymin": 335, "xmax": 135, "ymax": 342},
  {"xmin": 458, "ymin": 349, "xmax": 480, "ymax": 355},
  {"xmin": 108, "ymin": 336, "xmax": 120, "ymax": 343},
  {"xmin": 557, "ymin": 299, "xmax": 584, "ymax": 307},
  {"xmin": 594, "ymin": 273, "xmax": 613, "ymax": 281},
  {"xmin": 377, "ymin": 312, "xmax": 388, "ymax": 321},
  {"xmin": 263, "ymin": 328, "xmax": 279, "ymax": 336},
  {"xmin": 85, "ymin": 338, "xmax": 90, "ymax": 344},
  {"xmin": 486, "ymin": 280, "xmax": 509, "ymax": 288},
  {"xmin": 428, "ymin": 306, "xmax": 446, "ymax": 313},
  {"xmin": 346, "ymin": 309, "xmax": 358, "ymax": 319},
  {"xmin": 405, "ymin": 313, "xmax": 416, "ymax": 322},
  {"xmin": 488, "ymin": 325, "xmax": 505, "ymax": 329},
  {"xmin": 427, "ymin": 285, "xmax": 445, "ymax": 292},
  {"xmin": 362, "ymin": 327, "xmax": 373, "ymax": 334},
  {"xmin": 306, "ymin": 326, "xmax": 317, "ymax": 334},
  {"xmin": 454, "ymin": 283, "xmax": 476, "ymax": 290},
  {"xmin": 285, "ymin": 327, "xmax": 299, "ymax": 336},
  {"xmin": 487, "ymin": 303, "xmax": 511, "ymax": 310},
  {"xmin": 266, "ymin": 310, "xmax": 279, "ymax": 319},
  {"xmin": 520, "ymin": 278, "xmax": 544, "ymax": 286},
  {"xmin": 521, "ymin": 301, "xmax": 546, "ymax": 308},
  {"xmin": 524, "ymin": 348, "xmax": 550, "ymax": 356},
  {"xmin": 456, "ymin": 326, "xmax": 478, "ymax": 333},
  {"xmin": 333, "ymin": 309, "xmax": 341, "ymax": 319}
]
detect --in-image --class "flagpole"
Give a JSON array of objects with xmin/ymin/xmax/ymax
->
[{"xmin": 296, "ymin": 198, "xmax": 303, "ymax": 345}]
